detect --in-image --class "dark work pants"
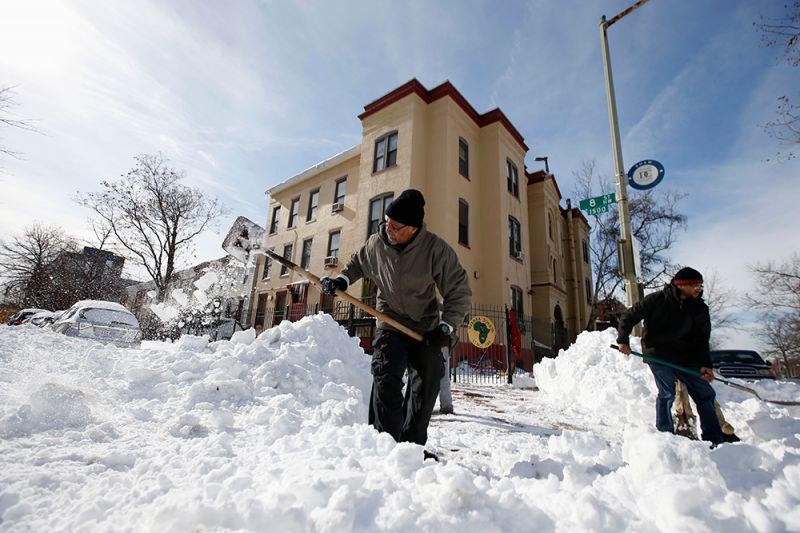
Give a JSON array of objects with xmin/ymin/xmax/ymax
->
[
  {"xmin": 368, "ymin": 330, "xmax": 444, "ymax": 446},
  {"xmin": 648, "ymin": 362, "xmax": 724, "ymax": 445}
]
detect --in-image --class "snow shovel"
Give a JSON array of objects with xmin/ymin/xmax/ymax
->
[
  {"xmin": 610, "ymin": 345, "xmax": 800, "ymax": 406},
  {"xmin": 263, "ymin": 248, "xmax": 424, "ymax": 342}
]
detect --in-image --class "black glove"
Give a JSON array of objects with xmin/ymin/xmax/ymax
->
[
  {"xmin": 320, "ymin": 276, "xmax": 347, "ymax": 296},
  {"xmin": 423, "ymin": 323, "xmax": 452, "ymax": 348}
]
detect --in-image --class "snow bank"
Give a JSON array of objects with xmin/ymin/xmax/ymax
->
[
  {"xmin": 1, "ymin": 324, "xmax": 799, "ymax": 532},
  {"xmin": 533, "ymin": 328, "xmax": 654, "ymax": 425}
]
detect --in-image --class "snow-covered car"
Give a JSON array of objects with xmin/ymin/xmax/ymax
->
[
  {"xmin": 51, "ymin": 300, "xmax": 142, "ymax": 348},
  {"xmin": 41, "ymin": 309, "xmax": 66, "ymax": 327},
  {"xmin": 26, "ymin": 311, "xmax": 55, "ymax": 327},
  {"xmin": 6, "ymin": 308, "xmax": 49, "ymax": 325},
  {"xmin": 709, "ymin": 349, "xmax": 775, "ymax": 380}
]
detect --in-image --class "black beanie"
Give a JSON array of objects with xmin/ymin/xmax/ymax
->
[
  {"xmin": 671, "ymin": 267, "xmax": 703, "ymax": 285},
  {"xmin": 385, "ymin": 189, "xmax": 425, "ymax": 228}
]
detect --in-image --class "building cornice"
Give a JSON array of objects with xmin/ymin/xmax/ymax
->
[
  {"xmin": 358, "ymin": 78, "xmax": 529, "ymax": 152},
  {"xmin": 266, "ymin": 144, "xmax": 361, "ymax": 197}
]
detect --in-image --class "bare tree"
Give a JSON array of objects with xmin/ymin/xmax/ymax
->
[
  {"xmin": 0, "ymin": 85, "xmax": 41, "ymax": 162},
  {"xmin": 754, "ymin": 2, "xmax": 800, "ymax": 159},
  {"xmin": 745, "ymin": 253, "xmax": 800, "ymax": 376},
  {"xmin": 0, "ymin": 225, "xmax": 77, "ymax": 308},
  {"xmin": 76, "ymin": 153, "xmax": 226, "ymax": 301},
  {"xmin": 702, "ymin": 269, "xmax": 739, "ymax": 349},
  {"xmin": 572, "ymin": 160, "xmax": 688, "ymax": 327}
]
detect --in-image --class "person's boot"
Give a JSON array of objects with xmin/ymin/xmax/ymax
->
[
  {"xmin": 674, "ymin": 413, "xmax": 698, "ymax": 440},
  {"xmin": 722, "ymin": 433, "xmax": 741, "ymax": 443}
]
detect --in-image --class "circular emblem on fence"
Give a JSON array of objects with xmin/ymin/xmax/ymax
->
[{"xmin": 467, "ymin": 316, "xmax": 496, "ymax": 348}]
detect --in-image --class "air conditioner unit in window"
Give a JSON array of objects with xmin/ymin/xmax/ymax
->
[
  {"xmin": 331, "ymin": 202, "xmax": 344, "ymax": 213},
  {"xmin": 515, "ymin": 250, "xmax": 525, "ymax": 260},
  {"xmin": 324, "ymin": 256, "xmax": 338, "ymax": 267}
]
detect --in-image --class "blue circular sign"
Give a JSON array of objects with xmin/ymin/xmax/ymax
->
[{"xmin": 627, "ymin": 160, "xmax": 665, "ymax": 190}]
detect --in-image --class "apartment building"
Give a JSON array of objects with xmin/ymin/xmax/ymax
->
[{"xmin": 251, "ymin": 79, "xmax": 592, "ymax": 353}]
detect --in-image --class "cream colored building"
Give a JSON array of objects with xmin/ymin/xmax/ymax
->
[{"xmin": 250, "ymin": 79, "xmax": 592, "ymax": 354}]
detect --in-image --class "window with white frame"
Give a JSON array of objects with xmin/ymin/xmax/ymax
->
[
  {"xmin": 368, "ymin": 193, "xmax": 394, "ymax": 237},
  {"xmin": 280, "ymin": 244, "xmax": 293, "ymax": 276},
  {"xmin": 327, "ymin": 231, "xmax": 340, "ymax": 259},
  {"xmin": 458, "ymin": 137, "xmax": 469, "ymax": 178},
  {"xmin": 262, "ymin": 253, "xmax": 272, "ymax": 280},
  {"xmin": 373, "ymin": 131, "xmax": 398, "ymax": 172},
  {"xmin": 269, "ymin": 205, "xmax": 280, "ymax": 234},
  {"xmin": 334, "ymin": 178, "xmax": 346, "ymax": 204},
  {"xmin": 506, "ymin": 159, "xmax": 519, "ymax": 198},
  {"xmin": 458, "ymin": 199, "xmax": 469, "ymax": 246},
  {"xmin": 307, "ymin": 189, "xmax": 319, "ymax": 221},
  {"xmin": 508, "ymin": 216, "xmax": 522, "ymax": 257},
  {"xmin": 301, "ymin": 238, "xmax": 313, "ymax": 270},
  {"xmin": 287, "ymin": 198, "xmax": 299, "ymax": 228}
]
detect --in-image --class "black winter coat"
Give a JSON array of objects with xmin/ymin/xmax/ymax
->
[{"xmin": 616, "ymin": 284, "xmax": 711, "ymax": 369}]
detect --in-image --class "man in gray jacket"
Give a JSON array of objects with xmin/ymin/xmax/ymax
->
[{"xmin": 320, "ymin": 189, "xmax": 471, "ymax": 453}]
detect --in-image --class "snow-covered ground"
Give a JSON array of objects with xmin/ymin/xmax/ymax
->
[{"xmin": 1, "ymin": 316, "xmax": 799, "ymax": 532}]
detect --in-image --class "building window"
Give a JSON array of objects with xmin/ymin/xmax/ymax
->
[
  {"xmin": 548, "ymin": 212, "xmax": 554, "ymax": 240},
  {"xmin": 552, "ymin": 258, "xmax": 557, "ymax": 284},
  {"xmin": 287, "ymin": 198, "xmax": 300, "ymax": 228},
  {"xmin": 269, "ymin": 205, "xmax": 280, "ymax": 234},
  {"xmin": 510, "ymin": 285, "xmax": 523, "ymax": 317},
  {"xmin": 262, "ymin": 252, "xmax": 272, "ymax": 280},
  {"xmin": 327, "ymin": 231, "xmax": 340, "ymax": 258},
  {"xmin": 280, "ymin": 244, "xmax": 293, "ymax": 276},
  {"xmin": 307, "ymin": 189, "xmax": 319, "ymax": 221},
  {"xmin": 582, "ymin": 239, "xmax": 589, "ymax": 263},
  {"xmin": 458, "ymin": 137, "xmax": 469, "ymax": 178},
  {"xmin": 373, "ymin": 131, "xmax": 398, "ymax": 173},
  {"xmin": 301, "ymin": 238, "xmax": 313, "ymax": 270},
  {"xmin": 334, "ymin": 178, "xmax": 347, "ymax": 204},
  {"xmin": 508, "ymin": 216, "xmax": 522, "ymax": 258},
  {"xmin": 506, "ymin": 159, "xmax": 519, "ymax": 198},
  {"xmin": 368, "ymin": 193, "xmax": 394, "ymax": 237},
  {"xmin": 585, "ymin": 278, "xmax": 592, "ymax": 305},
  {"xmin": 458, "ymin": 199, "xmax": 469, "ymax": 246}
]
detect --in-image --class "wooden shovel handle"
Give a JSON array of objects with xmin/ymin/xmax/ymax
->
[{"xmin": 264, "ymin": 249, "xmax": 424, "ymax": 342}]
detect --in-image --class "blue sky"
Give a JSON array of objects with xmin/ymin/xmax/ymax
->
[{"xmin": 1, "ymin": 0, "xmax": 797, "ymax": 348}]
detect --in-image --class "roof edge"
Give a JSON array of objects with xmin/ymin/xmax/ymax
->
[
  {"xmin": 266, "ymin": 144, "xmax": 361, "ymax": 197},
  {"xmin": 358, "ymin": 79, "xmax": 528, "ymax": 151}
]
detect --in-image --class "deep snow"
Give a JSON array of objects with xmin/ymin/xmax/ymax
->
[{"xmin": 1, "ymin": 316, "xmax": 799, "ymax": 532}]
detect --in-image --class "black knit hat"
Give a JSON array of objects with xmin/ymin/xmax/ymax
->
[
  {"xmin": 671, "ymin": 267, "xmax": 703, "ymax": 285},
  {"xmin": 385, "ymin": 189, "xmax": 425, "ymax": 228}
]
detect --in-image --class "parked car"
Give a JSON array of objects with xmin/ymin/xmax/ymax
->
[
  {"xmin": 6, "ymin": 308, "xmax": 49, "ymax": 325},
  {"xmin": 51, "ymin": 300, "xmax": 142, "ymax": 348},
  {"xmin": 26, "ymin": 310, "xmax": 55, "ymax": 327},
  {"xmin": 41, "ymin": 310, "xmax": 66, "ymax": 328},
  {"xmin": 709, "ymin": 349, "xmax": 776, "ymax": 380}
]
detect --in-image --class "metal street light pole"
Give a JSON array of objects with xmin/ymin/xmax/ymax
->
[{"xmin": 599, "ymin": 0, "xmax": 649, "ymax": 308}]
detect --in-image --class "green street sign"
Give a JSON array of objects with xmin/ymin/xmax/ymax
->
[{"xmin": 579, "ymin": 193, "xmax": 617, "ymax": 215}]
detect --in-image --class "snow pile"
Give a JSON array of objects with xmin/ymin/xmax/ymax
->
[
  {"xmin": 1, "ymin": 324, "xmax": 800, "ymax": 532},
  {"xmin": 533, "ymin": 328, "xmax": 655, "ymax": 425}
]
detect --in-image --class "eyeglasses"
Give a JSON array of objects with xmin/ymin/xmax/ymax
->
[{"xmin": 384, "ymin": 220, "xmax": 408, "ymax": 233}]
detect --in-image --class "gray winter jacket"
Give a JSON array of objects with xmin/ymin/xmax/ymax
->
[{"xmin": 340, "ymin": 224, "xmax": 471, "ymax": 335}]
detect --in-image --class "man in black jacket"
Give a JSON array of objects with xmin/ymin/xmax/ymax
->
[{"xmin": 616, "ymin": 267, "xmax": 724, "ymax": 445}]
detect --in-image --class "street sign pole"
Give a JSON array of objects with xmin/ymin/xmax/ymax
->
[{"xmin": 599, "ymin": 2, "xmax": 649, "ymax": 308}]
